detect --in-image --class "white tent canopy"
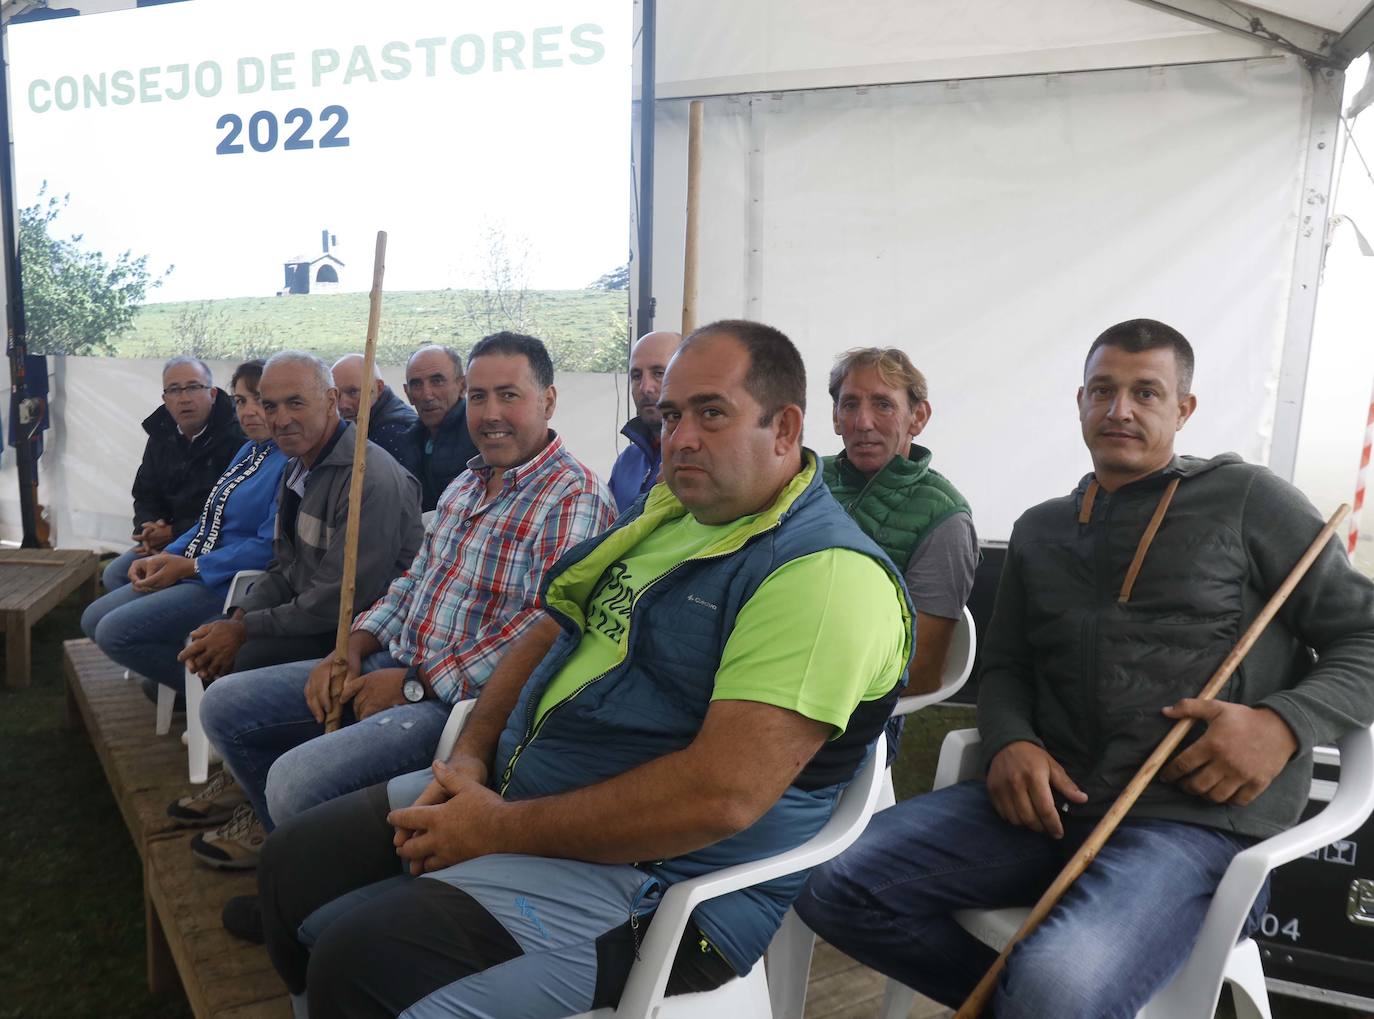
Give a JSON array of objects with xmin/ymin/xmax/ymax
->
[
  {"xmin": 0, "ymin": 0, "xmax": 1371, "ymax": 544},
  {"xmin": 630, "ymin": 0, "xmax": 1372, "ymax": 540}
]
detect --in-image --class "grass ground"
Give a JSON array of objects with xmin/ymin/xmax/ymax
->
[
  {"xmin": 0, "ymin": 578, "xmax": 1362, "ymax": 1017},
  {"xmin": 0, "ymin": 585, "xmax": 191, "ymax": 1019}
]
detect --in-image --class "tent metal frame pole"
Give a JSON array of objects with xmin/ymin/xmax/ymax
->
[
  {"xmin": 1121, "ymin": 0, "xmax": 1339, "ymax": 66},
  {"xmin": 1270, "ymin": 65, "xmax": 1343, "ymax": 483},
  {"xmin": 1332, "ymin": 1, "xmax": 1374, "ymax": 66},
  {"xmin": 0, "ymin": 25, "xmax": 42, "ymax": 547},
  {"xmin": 634, "ymin": 0, "xmax": 656, "ymax": 340}
]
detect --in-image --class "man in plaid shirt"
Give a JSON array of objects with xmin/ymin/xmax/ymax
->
[{"xmin": 194, "ymin": 332, "xmax": 616, "ymax": 889}]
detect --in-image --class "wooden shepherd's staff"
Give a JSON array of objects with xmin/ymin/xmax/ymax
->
[
  {"xmin": 324, "ymin": 230, "xmax": 388, "ymax": 733},
  {"xmin": 955, "ymin": 501, "xmax": 1352, "ymax": 1019},
  {"xmin": 681, "ymin": 99, "xmax": 704, "ymax": 336}
]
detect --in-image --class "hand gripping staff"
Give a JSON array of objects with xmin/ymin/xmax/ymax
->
[
  {"xmin": 954, "ymin": 501, "xmax": 1351, "ymax": 1018},
  {"xmin": 325, "ymin": 230, "xmax": 387, "ymax": 733}
]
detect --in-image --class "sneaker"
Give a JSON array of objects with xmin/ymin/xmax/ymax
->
[
  {"xmin": 190, "ymin": 803, "xmax": 265, "ymax": 870},
  {"xmin": 222, "ymin": 894, "xmax": 264, "ymax": 944},
  {"xmin": 167, "ymin": 769, "xmax": 246, "ymax": 828}
]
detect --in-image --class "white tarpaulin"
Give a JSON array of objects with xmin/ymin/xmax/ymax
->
[
  {"xmin": 0, "ymin": 357, "xmax": 628, "ymax": 549},
  {"xmin": 637, "ymin": 54, "xmax": 1326, "ymax": 540}
]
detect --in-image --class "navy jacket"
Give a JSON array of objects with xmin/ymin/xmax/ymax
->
[
  {"xmin": 399, "ymin": 400, "xmax": 478, "ymax": 512},
  {"xmin": 132, "ymin": 389, "xmax": 245, "ymax": 537},
  {"xmin": 366, "ymin": 386, "xmax": 418, "ymax": 467},
  {"xmin": 608, "ymin": 416, "xmax": 661, "ymax": 512}
]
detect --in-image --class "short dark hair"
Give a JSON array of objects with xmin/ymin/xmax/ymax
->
[
  {"xmin": 1086, "ymin": 319, "xmax": 1195, "ymax": 395},
  {"xmin": 685, "ymin": 319, "xmax": 806, "ymax": 425},
  {"xmin": 230, "ymin": 358, "xmax": 266, "ymax": 393},
  {"xmin": 467, "ymin": 331, "xmax": 554, "ymax": 389}
]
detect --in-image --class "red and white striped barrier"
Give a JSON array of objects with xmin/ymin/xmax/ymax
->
[{"xmin": 1353, "ymin": 379, "xmax": 1374, "ymax": 560}]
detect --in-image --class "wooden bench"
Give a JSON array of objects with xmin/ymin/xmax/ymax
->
[
  {"xmin": 64, "ymin": 638, "xmax": 290, "ymax": 1019},
  {"xmin": 2, "ymin": 548, "xmax": 97, "ymax": 689}
]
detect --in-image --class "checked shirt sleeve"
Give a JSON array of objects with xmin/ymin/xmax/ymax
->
[
  {"xmin": 423, "ymin": 489, "xmax": 616, "ymax": 703},
  {"xmin": 353, "ymin": 526, "xmax": 430, "ymax": 648}
]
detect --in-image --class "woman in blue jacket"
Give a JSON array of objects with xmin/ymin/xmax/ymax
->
[{"xmin": 82, "ymin": 359, "xmax": 287, "ymax": 697}]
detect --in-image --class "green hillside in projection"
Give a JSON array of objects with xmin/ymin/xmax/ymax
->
[{"xmin": 117, "ymin": 290, "xmax": 630, "ymax": 372}]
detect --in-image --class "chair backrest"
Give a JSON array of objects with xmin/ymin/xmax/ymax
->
[
  {"xmin": 614, "ymin": 732, "xmax": 889, "ymax": 1017},
  {"xmin": 222, "ymin": 569, "xmax": 266, "ymax": 613},
  {"xmin": 935, "ymin": 724, "xmax": 1374, "ymax": 1019},
  {"xmin": 891, "ymin": 606, "xmax": 977, "ymax": 717},
  {"xmin": 1150, "ymin": 722, "xmax": 1374, "ymax": 1016}
]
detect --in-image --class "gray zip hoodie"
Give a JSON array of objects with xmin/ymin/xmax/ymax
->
[{"xmin": 233, "ymin": 421, "xmax": 423, "ymax": 639}]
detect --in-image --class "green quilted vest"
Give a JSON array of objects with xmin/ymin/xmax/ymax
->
[{"xmin": 822, "ymin": 444, "xmax": 972, "ymax": 570}]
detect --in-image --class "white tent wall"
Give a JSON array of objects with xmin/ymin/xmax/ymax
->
[
  {"xmin": 0, "ymin": 357, "xmax": 627, "ymax": 549},
  {"xmin": 646, "ymin": 0, "xmax": 1277, "ymax": 98},
  {"xmin": 634, "ymin": 52, "xmax": 1335, "ymax": 541}
]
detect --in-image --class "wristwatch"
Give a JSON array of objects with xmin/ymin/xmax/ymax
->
[{"xmin": 402, "ymin": 665, "xmax": 426, "ymax": 703}]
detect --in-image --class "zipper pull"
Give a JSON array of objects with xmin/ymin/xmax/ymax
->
[{"xmin": 630, "ymin": 909, "xmax": 642, "ymax": 960}]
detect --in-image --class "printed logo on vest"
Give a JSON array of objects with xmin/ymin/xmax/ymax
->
[
  {"xmin": 514, "ymin": 895, "xmax": 550, "ymax": 938},
  {"xmin": 686, "ymin": 594, "xmax": 718, "ymax": 611}
]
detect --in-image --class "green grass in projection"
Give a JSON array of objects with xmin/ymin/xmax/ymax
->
[{"xmin": 118, "ymin": 289, "xmax": 629, "ymax": 371}]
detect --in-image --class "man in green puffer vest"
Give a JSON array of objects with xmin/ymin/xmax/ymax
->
[{"xmin": 823, "ymin": 347, "xmax": 978, "ymax": 695}]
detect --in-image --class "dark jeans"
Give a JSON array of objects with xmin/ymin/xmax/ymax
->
[
  {"xmin": 260, "ymin": 776, "xmax": 734, "ymax": 1019},
  {"xmin": 794, "ymin": 780, "xmax": 1269, "ymax": 1019}
]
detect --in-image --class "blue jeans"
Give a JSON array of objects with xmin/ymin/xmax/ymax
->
[
  {"xmin": 199, "ymin": 652, "xmax": 452, "ymax": 830},
  {"xmin": 794, "ymin": 781, "xmax": 1269, "ymax": 1019},
  {"xmin": 80, "ymin": 576, "xmax": 226, "ymax": 693},
  {"xmin": 98, "ymin": 548, "xmax": 141, "ymax": 593}
]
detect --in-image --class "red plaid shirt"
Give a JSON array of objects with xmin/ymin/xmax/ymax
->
[{"xmin": 353, "ymin": 433, "xmax": 616, "ymax": 703}]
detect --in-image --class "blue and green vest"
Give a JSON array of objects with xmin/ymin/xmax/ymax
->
[{"xmin": 493, "ymin": 452, "xmax": 912, "ymax": 974}]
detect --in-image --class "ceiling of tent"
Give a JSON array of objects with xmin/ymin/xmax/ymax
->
[{"xmin": 1251, "ymin": 1, "xmax": 1368, "ymax": 31}]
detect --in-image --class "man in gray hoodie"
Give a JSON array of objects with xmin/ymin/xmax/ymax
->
[
  {"xmin": 169, "ymin": 352, "xmax": 422, "ymax": 846},
  {"xmin": 178, "ymin": 351, "xmax": 423, "ymax": 679},
  {"xmin": 796, "ymin": 318, "xmax": 1374, "ymax": 1019}
]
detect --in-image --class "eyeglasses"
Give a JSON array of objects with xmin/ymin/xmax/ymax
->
[{"xmin": 163, "ymin": 383, "xmax": 210, "ymax": 397}]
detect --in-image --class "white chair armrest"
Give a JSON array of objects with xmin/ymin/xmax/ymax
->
[
  {"xmin": 224, "ymin": 569, "xmax": 267, "ymax": 612},
  {"xmin": 933, "ymin": 729, "xmax": 982, "ymax": 790},
  {"xmin": 434, "ymin": 699, "xmax": 477, "ymax": 761},
  {"xmin": 891, "ymin": 607, "xmax": 977, "ymax": 718},
  {"xmin": 615, "ymin": 733, "xmax": 887, "ymax": 1017}
]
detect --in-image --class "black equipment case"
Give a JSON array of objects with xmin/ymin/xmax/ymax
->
[{"xmin": 1256, "ymin": 746, "xmax": 1374, "ymax": 1009}]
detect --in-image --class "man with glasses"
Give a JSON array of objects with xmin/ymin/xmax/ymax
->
[{"xmin": 104, "ymin": 356, "xmax": 245, "ymax": 595}]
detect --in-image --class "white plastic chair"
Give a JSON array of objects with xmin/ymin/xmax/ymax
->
[
  {"xmin": 875, "ymin": 725, "xmax": 1374, "ymax": 1019},
  {"xmin": 172, "ymin": 569, "xmax": 265, "ymax": 783},
  {"xmin": 766, "ymin": 608, "xmax": 976, "ymax": 1017},
  {"xmin": 432, "ymin": 704, "xmax": 888, "ymax": 1018}
]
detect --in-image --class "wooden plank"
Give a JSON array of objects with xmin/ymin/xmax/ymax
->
[
  {"xmin": 64, "ymin": 640, "xmax": 185, "ymax": 853},
  {"xmin": 5, "ymin": 609, "xmax": 32, "ymax": 688},
  {"xmin": 69, "ymin": 639, "xmax": 291, "ymax": 1019},
  {"xmin": 147, "ymin": 836, "xmax": 291, "ymax": 1019},
  {"xmin": 0, "ymin": 549, "xmax": 93, "ymax": 612}
]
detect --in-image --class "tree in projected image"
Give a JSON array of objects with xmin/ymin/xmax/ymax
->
[{"xmin": 18, "ymin": 183, "xmax": 170, "ymax": 356}]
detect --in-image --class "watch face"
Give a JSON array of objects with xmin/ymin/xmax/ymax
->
[{"xmin": 403, "ymin": 678, "xmax": 425, "ymax": 703}]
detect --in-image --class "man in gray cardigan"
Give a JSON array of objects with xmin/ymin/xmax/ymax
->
[
  {"xmin": 178, "ymin": 351, "xmax": 422, "ymax": 679},
  {"xmin": 797, "ymin": 319, "xmax": 1374, "ymax": 1019}
]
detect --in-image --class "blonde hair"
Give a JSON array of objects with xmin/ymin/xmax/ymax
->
[{"xmin": 828, "ymin": 347, "xmax": 928, "ymax": 408}]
